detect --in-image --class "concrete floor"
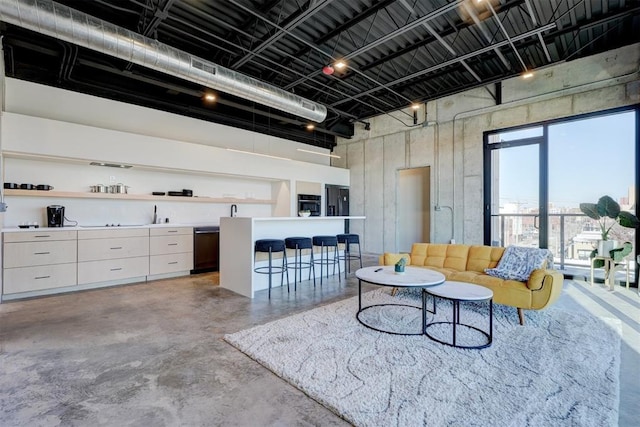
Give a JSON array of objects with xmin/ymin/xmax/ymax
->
[{"xmin": 0, "ymin": 259, "xmax": 638, "ymax": 426}]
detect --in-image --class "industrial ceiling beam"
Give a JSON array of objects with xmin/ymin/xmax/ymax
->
[
  {"xmin": 229, "ymin": 0, "xmax": 332, "ymax": 69},
  {"xmin": 283, "ymin": 0, "xmax": 466, "ymax": 91},
  {"xmin": 329, "ymin": 23, "xmax": 557, "ymax": 108}
]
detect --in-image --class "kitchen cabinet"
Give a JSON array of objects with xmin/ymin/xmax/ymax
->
[
  {"xmin": 1, "ymin": 225, "xmax": 199, "ymax": 300},
  {"xmin": 78, "ymin": 228, "xmax": 149, "ymax": 262},
  {"xmin": 3, "ymin": 230, "xmax": 77, "ymax": 295},
  {"xmin": 77, "ymin": 257, "xmax": 149, "ymax": 284},
  {"xmin": 77, "ymin": 228, "xmax": 149, "ymax": 285},
  {"xmin": 149, "ymin": 227, "xmax": 193, "ymax": 275}
]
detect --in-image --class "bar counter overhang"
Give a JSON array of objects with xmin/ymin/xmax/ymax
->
[{"xmin": 220, "ymin": 216, "xmax": 365, "ymax": 298}]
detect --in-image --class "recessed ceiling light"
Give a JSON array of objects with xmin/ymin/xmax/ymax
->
[
  {"xmin": 297, "ymin": 148, "xmax": 341, "ymax": 159},
  {"xmin": 306, "ymin": 123, "xmax": 315, "ymax": 130},
  {"xmin": 226, "ymin": 148, "xmax": 290, "ymax": 161},
  {"xmin": 89, "ymin": 162, "xmax": 133, "ymax": 169},
  {"xmin": 204, "ymin": 93, "xmax": 216, "ymax": 102}
]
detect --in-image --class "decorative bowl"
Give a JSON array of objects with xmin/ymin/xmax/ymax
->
[{"xmin": 298, "ymin": 210, "xmax": 311, "ymax": 217}]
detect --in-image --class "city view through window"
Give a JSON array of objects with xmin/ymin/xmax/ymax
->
[{"xmin": 487, "ymin": 110, "xmax": 637, "ymax": 279}]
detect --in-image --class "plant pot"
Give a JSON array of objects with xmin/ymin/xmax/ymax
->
[
  {"xmin": 394, "ymin": 265, "xmax": 405, "ymax": 274},
  {"xmin": 598, "ymin": 240, "xmax": 618, "ymax": 257}
]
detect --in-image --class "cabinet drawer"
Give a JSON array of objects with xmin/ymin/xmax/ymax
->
[
  {"xmin": 150, "ymin": 234, "xmax": 193, "ymax": 255},
  {"xmin": 78, "ymin": 228, "xmax": 149, "ymax": 239},
  {"xmin": 3, "ymin": 263, "xmax": 77, "ymax": 294},
  {"xmin": 149, "ymin": 227, "xmax": 192, "ymax": 237},
  {"xmin": 4, "ymin": 230, "xmax": 77, "ymax": 243},
  {"xmin": 78, "ymin": 237, "xmax": 149, "ymax": 262},
  {"xmin": 149, "ymin": 252, "xmax": 194, "ymax": 275},
  {"xmin": 78, "ymin": 257, "xmax": 149, "ymax": 285},
  {"xmin": 4, "ymin": 240, "xmax": 77, "ymax": 268}
]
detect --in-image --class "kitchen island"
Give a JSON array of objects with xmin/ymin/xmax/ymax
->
[{"xmin": 219, "ymin": 216, "xmax": 365, "ymax": 298}]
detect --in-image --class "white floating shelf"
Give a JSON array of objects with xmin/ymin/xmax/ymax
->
[{"xmin": 3, "ymin": 189, "xmax": 274, "ymax": 204}]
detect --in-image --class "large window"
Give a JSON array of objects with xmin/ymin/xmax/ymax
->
[{"xmin": 484, "ymin": 106, "xmax": 639, "ymax": 284}]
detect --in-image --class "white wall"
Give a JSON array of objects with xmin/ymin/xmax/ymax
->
[
  {"xmin": 335, "ymin": 43, "xmax": 640, "ymax": 253},
  {"xmin": 0, "ymin": 80, "xmax": 350, "ymax": 227},
  {"xmin": 4, "ymin": 79, "xmax": 334, "ymax": 165}
]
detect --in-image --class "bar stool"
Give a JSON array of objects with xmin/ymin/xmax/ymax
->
[
  {"xmin": 337, "ymin": 233, "xmax": 363, "ymax": 278},
  {"xmin": 254, "ymin": 239, "xmax": 289, "ymax": 299},
  {"xmin": 285, "ymin": 237, "xmax": 315, "ymax": 290},
  {"xmin": 312, "ymin": 235, "xmax": 341, "ymax": 286}
]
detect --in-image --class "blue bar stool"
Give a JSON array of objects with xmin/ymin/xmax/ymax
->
[
  {"xmin": 285, "ymin": 237, "xmax": 315, "ymax": 290},
  {"xmin": 254, "ymin": 239, "xmax": 289, "ymax": 298},
  {"xmin": 312, "ymin": 235, "xmax": 341, "ymax": 286},
  {"xmin": 337, "ymin": 233, "xmax": 363, "ymax": 278}
]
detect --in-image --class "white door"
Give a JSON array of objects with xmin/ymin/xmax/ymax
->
[{"xmin": 397, "ymin": 167, "xmax": 430, "ymax": 252}]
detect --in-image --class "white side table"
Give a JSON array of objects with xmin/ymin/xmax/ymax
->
[
  {"xmin": 590, "ymin": 255, "xmax": 630, "ymax": 291},
  {"xmin": 424, "ymin": 281, "xmax": 493, "ymax": 349}
]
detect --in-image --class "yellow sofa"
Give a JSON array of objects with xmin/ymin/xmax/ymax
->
[{"xmin": 380, "ymin": 243, "xmax": 564, "ymax": 325}]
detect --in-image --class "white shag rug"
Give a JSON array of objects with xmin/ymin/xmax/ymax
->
[{"xmin": 224, "ymin": 290, "xmax": 621, "ymax": 427}]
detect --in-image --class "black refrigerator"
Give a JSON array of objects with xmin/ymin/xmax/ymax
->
[{"xmin": 325, "ymin": 185, "xmax": 349, "ymax": 216}]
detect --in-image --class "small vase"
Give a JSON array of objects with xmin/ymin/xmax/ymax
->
[
  {"xmin": 598, "ymin": 240, "xmax": 617, "ymax": 257},
  {"xmin": 394, "ymin": 265, "xmax": 405, "ymax": 274}
]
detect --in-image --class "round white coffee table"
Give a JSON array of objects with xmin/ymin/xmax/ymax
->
[
  {"xmin": 424, "ymin": 281, "xmax": 493, "ymax": 349},
  {"xmin": 355, "ymin": 266, "xmax": 445, "ymax": 335}
]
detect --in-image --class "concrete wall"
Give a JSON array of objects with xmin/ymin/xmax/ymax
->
[{"xmin": 336, "ymin": 43, "xmax": 640, "ymax": 254}]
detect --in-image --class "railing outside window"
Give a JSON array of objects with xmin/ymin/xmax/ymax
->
[{"xmin": 490, "ymin": 213, "xmax": 637, "ymax": 277}]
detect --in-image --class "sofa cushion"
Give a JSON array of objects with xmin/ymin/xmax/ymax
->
[
  {"xmin": 410, "ymin": 243, "xmax": 469, "ymax": 271},
  {"xmin": 443, "ymin": 244, "xmax": 470, "ymax": 271},
  {"xmin": 485, "ymin": 246, "xmax": 549, "ymax": 281},
  {"xmin": 466, "ymin": 246, "xmax": 505, "ymax": 272}
]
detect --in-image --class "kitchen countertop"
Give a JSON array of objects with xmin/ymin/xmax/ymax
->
[
  {"xmin": 2, "ymin": 223, "xmax": 219, "ymax": 233},
  {"xmin": 239, "ymin": 216, "xmax": 365, "ymax": 221},
  {"xmin": 2, "ymin": 217, "xmax": 364, "ymax": 232}
]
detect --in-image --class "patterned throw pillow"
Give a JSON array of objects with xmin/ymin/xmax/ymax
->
[{"xmin": 485, "ymin": 246, "xmax": 550, "ymax": 281}]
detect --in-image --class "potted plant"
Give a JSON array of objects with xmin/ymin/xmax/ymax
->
[{"xmin": 579, "ymin": 195, "xmax": 640, "ymax": 256}]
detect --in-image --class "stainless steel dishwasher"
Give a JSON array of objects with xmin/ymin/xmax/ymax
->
[{"xmin": 191, "ymin": 226, "xmax": 220, "ymax": 273}]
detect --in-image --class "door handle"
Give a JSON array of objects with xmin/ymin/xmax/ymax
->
[
  {"xmin": 33, "ymin": 252, "xmax": 51, "ymax": 255},
  {"xmin": 534, "ymin": 215, "xmax": 539, "ymax": 229}
]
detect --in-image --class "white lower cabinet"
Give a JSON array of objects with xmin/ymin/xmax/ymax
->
[
  {"xmin": 149, "ymin": 252, "xmax": 193, "ymax": 275},
  {"xmin": 149, "ymin": 227, "xmax": 193, "ymax": 275},
  {"xmin": 2, "ymin": 226, "xmax": 196, "ymax": 299},
  {"xmin": 3, "ymin": 230, "xmax": 78, "ymax": 295},
  {"xmin": 77, "ymin": 229, "xmax": 150, "ymax": 285},
  {"xmin": 77, "ymin": 256, "xmax": 149, "ymax": 284},
  {"xmin": 3, "ymin": 263, "xmax": 77, "ymax": 294}
]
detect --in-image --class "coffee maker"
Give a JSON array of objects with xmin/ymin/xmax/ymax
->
[{"xmin": 46, "ymin": 205, "xmax": 65, "ymax": 227}]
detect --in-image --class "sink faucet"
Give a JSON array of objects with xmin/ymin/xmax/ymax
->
[{"xmin": 230, "ymin": 204, "xmax": 237, "ymax": 217}]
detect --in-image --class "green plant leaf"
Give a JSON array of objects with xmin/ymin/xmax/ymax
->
[
  {"xmin": 597, "ymin": 195, "xmax": 620, "ymax": 218},
  {"xmin": 579, "ymin": 203, "xmax": 600, "ymax": 220},
  {"xmin": 618, "ymin": 211, "xmax": 640, "ymax": 228}
]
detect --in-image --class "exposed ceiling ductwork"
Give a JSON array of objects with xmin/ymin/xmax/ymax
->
[{"xmin": 0, "ymin": 0, "xmax": 327, "ymax": 123}]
